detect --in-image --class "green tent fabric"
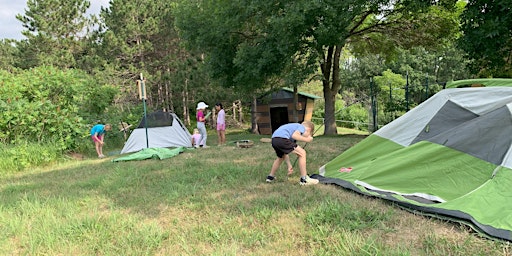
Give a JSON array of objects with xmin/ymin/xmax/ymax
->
[
  {"xmin": 314, "ymin": 80, "xmax": 512, "ymax": 242},
  {"xmin": 445, "ymin": 78, "xmax": 512, "ymax": 88},
  {"xmin": 112, "ymin": 147, "xmax": 185, "ymax": 162}
]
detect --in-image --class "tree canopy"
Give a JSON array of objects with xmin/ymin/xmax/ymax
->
[
  {"xmin": 174, "ymin": 0, "xmax": 461, "ymax": 134},
  {"xmin": 459, "ymin": 0, "xmax": 512, "ymax": 77},
  {"xmin": 15, "ymin": 0, "xmax": 93, "ymax": 68}
]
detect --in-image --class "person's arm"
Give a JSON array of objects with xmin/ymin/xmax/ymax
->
[
  {"xmin": 99, "ymin": 132, "xmax": 105, "ymax": 144},
  {"xmin": 92, "ymin": 132, "xmax": 103, "ymax": 144},
  {"xmin": 291, "ymin": 130, "xmax": 313, "ymax": 143}
]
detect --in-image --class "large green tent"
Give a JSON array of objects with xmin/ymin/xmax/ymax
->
[{"xmin": 313, "ymin": 79, "xmax": 512, "ymax": 241}]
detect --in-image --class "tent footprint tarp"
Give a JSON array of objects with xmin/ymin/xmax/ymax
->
[
  {"xmin": 316, "ymin": 79, "xmax": 512, "ymax": 242},
  {"xmin": 112, "ymin": 147, "xmax": 185, "ymax": 162}
]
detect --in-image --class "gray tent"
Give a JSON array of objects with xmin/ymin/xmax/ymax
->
[{"xmin": 120, "ymin": 111, "xmax": 192, "ymax": 154}]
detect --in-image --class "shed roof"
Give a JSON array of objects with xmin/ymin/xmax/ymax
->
[{"xmin": 280, "ymin": 87, "xmax": 322, "ymax": 99}]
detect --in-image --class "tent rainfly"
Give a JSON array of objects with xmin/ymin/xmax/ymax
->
[
  {"xmin": 120, "ymin": 111, "xmax": 192, "ymax": 154},
  {"xmin": 314, "ymin": 79, "xmax": 512, "ymax": 242}
]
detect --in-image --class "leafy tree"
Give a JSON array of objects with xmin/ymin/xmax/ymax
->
[
  {"xmin": 386, "ymin": 47, "xmax": 460, "ymax": 103},
  {"xmin": 15, "ymin": 0, "xmax": 93, "ymax": 69},
  {"xmin": 0, "ymin": 40, "xmax": 18, "ymax": 71},
  {"xmin": 374, "ymin": 70, "xmax": 407, "ymax": 123},
  {"xmin": 459, "ymin": 0, "xmax": 512, "ymax": 77},
  {"xmin": 95, "ymin": 0, "xmax": 223, "ymax": 123},
  {"xmin": 329, "ymin": 41, "xmax": 470, "ymax": 130},
  {"xmin": 174, "ymin": 0, "xmax": 460, "ymax": 134}
]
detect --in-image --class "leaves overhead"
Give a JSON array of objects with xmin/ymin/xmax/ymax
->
[
  {"xmin": 459, "ymin": 0, "xmax": 512, "ymax": 77},
  {"xmin": 174, "ymin": 0, "xmax": 460, "ymax": 134}
]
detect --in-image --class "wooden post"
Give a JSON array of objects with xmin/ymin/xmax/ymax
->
[
  {"xmin": 238, "ymin": 100, "xmax": 243, "ymax": 122},
  {"xmin": 212, "ymin": 108, "xmax": 217, "ymax": 127},
  {"xmin": 232, "ymin": 102, "xmax": 237, "ymax": 121}
]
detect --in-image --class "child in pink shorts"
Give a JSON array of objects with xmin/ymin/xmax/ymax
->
[
  {"xmin": 90, "ymin": 124, "xmax": 112, "ymax": 158},
  {"xmin": 215, "ymin": 103, "xmax": 226, "ymax": 145}
]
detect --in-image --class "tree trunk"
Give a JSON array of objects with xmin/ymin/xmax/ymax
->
[
  {"xmin": 182, "ymin": 78, "xmax": 190, "ymax": 126},
  {"xmin": 166, "ymin": 81, "xmax": 174, "ymax": 113},
  {"xmin": 212, "ymin": 108, "xmax": 217, "ymax": 126},
  {"xmin": 237, "ymin": 100, "xmax": 243, "ymax": 122},
  {"xmin": 323, "ymin": 85, "xmax": 337, "ymax": 134},
  {"xmin": 321, "ymin": 45, "xmax": 342, "ymax": 135},
  {"xmin": 293, "ymin": 85, "xmax": 299, "ymax": 122},
  {"xmin": 251, "ymin": 96, "xmax": 259, "ymax": 134},
  {"xmin": 157, "ymin": 82, "xmax": 163, "ymax": 109}
]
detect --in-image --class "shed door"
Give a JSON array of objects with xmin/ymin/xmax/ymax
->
[{"xmin": 270, "ymin": 107, "xmax": 289, "ymax": 133}]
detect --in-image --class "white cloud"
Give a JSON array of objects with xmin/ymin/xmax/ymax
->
[
  {"xmin": 0, "ymin": 0, "xmax": 27, "ymax": 40},
  {"xmin": 0, "ymin": 0, "xmax": 110, "ymax": 40}
]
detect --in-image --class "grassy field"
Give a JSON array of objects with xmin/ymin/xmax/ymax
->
[{"xmin": 0, "ymin": 128, "xmax": 510, "ymax": 255}]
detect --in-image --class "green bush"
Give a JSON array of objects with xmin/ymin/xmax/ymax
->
[
  {"xmin": 0, "ymin": 66, "xmax": 119, "ymax": 151},
  {"xmin": 340, "ymin": 103, "xmax": 369, "ymax": 131},
  {"xmin": 0, "ymin": 141, "xmax": 62, "ymax": 173}
]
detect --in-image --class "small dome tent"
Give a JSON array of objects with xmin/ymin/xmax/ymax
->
[{"xmin": 121, "ymin": 111, "xmax": 192, "ymax": 154}]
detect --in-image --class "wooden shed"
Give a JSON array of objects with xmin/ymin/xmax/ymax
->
[{"xmin": 254, "ymin": 88, "xmax": 321, "ymax": 135}]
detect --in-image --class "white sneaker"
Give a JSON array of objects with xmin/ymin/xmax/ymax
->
[{"xmin": 300, "ymin": 176, "xmax": 319, "ymax": 185}]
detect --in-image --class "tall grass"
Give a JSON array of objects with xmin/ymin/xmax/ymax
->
[
  {"xmin": 0, "ymin": 130, "xmax": 128, "ymax": 174},
  {"xmin": 0, "ymin": 129, "xmax": 510, "ymax": 255}
]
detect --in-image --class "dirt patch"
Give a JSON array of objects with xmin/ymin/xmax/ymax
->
[{"xmin": 67, "ymin": 152, "xmax": 85, "ymax": 160}]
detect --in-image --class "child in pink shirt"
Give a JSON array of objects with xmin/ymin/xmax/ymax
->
[
  {"xmin": 191, "ymin": 128, "xmax": 201, "ymax": 148},
  {"xmin": 196, "ymin": 101, "xmax": 209, "ymax": 147}
]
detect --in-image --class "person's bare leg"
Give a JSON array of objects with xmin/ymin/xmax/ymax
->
[
  {"xmin": 220, "ymin": 130, "xmax": 226, "ymax": 144},
  {"xmin": 293, "ymin": 146, "xmax": 318, "ymax": 184},
  {"xmin": 292, "ymin": 146, "xmax": 307, "ymax": 176},
  {"xmin": 269, "ymin": 157, "xmax": 284, "ymax": 177},
  {"xmin": 95, "ymin": 141, "xmax": 102, "ymax": 157}
]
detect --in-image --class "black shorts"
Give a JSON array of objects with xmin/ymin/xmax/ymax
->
[{"xmin": 271, "ymin": 137, "xmax": 297, "ymax": 158}]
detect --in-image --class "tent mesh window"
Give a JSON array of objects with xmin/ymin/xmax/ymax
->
[{"xmin": 137, "ymin": 111, "xmax": 174, "ymax": 128}]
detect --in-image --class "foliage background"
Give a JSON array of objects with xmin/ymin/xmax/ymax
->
[{"xmin": 0, "ymin": 0, "xmax": 511, "ymax": 169}]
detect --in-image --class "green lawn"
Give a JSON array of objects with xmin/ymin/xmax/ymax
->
[{"xmin": 0, "ymin": 129, "xmax": 509, "ymax": 255}]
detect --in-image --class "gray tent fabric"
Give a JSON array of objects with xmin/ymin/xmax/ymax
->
[
  {"xmin": 427, "ymin": 106, "xmax": 512, "ymax": 166},
  {"xmin": 121, "ymin": 112, "xmax": 192, "ymax": 154},
  {"xmin": 137, "ymin": 111, "xmax": 175, "ymax": 128},
  {"xmin": 411, "ymin": 100, "xmax": 479, "ymax": 144}
]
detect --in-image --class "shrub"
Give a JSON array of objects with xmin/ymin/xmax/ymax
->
[
  {"xmin": 0, "ymin": 66, "xmax": 118, "ymax": 151},
  {"xmin": 0, "ymin": 141, "xmax": 62, "ymax": 173}
]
